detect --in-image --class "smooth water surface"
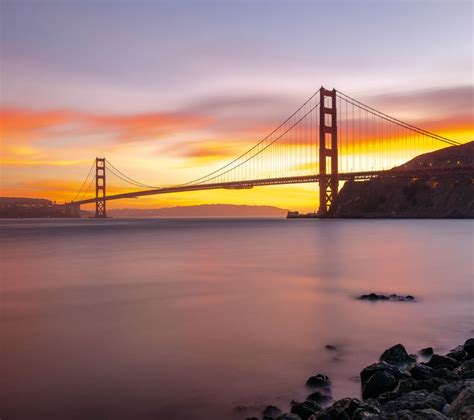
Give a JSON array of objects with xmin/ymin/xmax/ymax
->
[{"xmin": 1, "ymin": 218, "xmax": 473, "ymax": 419}]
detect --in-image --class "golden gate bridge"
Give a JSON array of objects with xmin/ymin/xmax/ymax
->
[{"xmin": 66, "ymin": 87, "xmax": 472, "ymax": 217}]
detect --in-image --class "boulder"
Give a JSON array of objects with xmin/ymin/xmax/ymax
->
[
  {"xmin": 360, "ymin": 361, "xmax": 405, "ymax": 385},
  {"xmin": 324, "ymin": 345, "xmax": 337, "ymax": 351},
  {"xmin": 425, "ymin": 354, "xmax": 459, "ymax": 369},
  {"xmin": 463, "ymin": 338, "xmax": 474, "ymax": 358},
  {"xmin": 306, "ymin": 391, "xmax": 332, "ymax": 405},
  {"xmin": 447, "ymin": 385, "xmax": 474, "ymax": 417},
  {"xmin": 446, "ymin": 345, "xmax": 468, "ymax": 362},
  {"xmin": 392, "ymin": 408, "xmax": 448, "ymax": 419},
  {"xmin": 420, "ymin": 347, "xmax": 434, "ymax": 357},
  {"xmin": 291, "ymin": 400, "xmax": 321, "ymax": 420},
  {"xmin": 277, "ymin": 414, "xmax": 302, "ymax": 420},
  {"xmin": 457, "ymin": 405, "xmax": 474, "ymax": 420},
  {"xmin": 263, "ymin": 405, "xmax": 283, "ymax": 418},
  {"xmin": 362, "ymin": 371, "xmax": 398, "ymax": 399},
  {"xmin": 383, "ymin": 389, "xmax": 446, "ymax": 412},
  {"xmin": 351, "ymin": 399, "xmax": 382, "ymax": 419},
  {"xmin": 380, "ymin": 344, "xmax": 415, "ymax": 366},
  {"xmin": 409, "ymin": 364, "xmax": 434, "ymax": 380},
  {"xmin": 433, "ymin": 367, "xmax": 460, "ymax": 381},
  {"xmin": 455, "ymin": 359, "xmax": 474, "ymax": 379},
  {"xmin": 437, "ymin": 380, "xmax": 474, "ymax": 403},
  {"xmin": 330, "ymin": 398, "xmax": 361, "ymax": 417},
  {"xmin": 396, "ymin": 377, "xmax": 447, "ymax": 394},
  {"xmin": 305, "ymin": 374, "xmax": 331, "ymax": 390}
]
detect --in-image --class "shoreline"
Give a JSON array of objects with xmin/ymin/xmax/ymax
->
[{"xmin": 247, "ymin": 339, "xmax": 474, "ymax": 420}]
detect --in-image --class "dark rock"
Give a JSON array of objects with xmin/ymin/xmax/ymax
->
[
  {"xmin": 396, "ymin": 377, "xmax": 447, "ymax": 394},
  {"xmin": 463, "ymin": 338, "xmax": 474, "ymax": 358},
  {"xmin": 276, "ymin": 415, "xmax": 301, "ymax": 420},
  {"xmin": 392, "ymin": 408, "xmax": 448, "ymax": 419},
  {"xmin": 351, "ymin": 399, "xmax": 382, "ymax": 419},
  {"xmin": 383, "ymin": 389, "xmax": 446, "ymax": 412},
  {"xmin": 331, "ymin": 398, "xmax": 361, "ymax": 416},
  {"xmin": 420, "ymin": 347, "xmax": 434, "ymax": 357},
  {"xmin": 305, "ymin": 374, "xmax": 331, "ymax": 390},
  {"xmin": 380, "ymin": 344, "xmax": 413, "ymax": 365},
  {"xmin": 437, "ymin": 380, "xmax": 474, "ymax": 403},
  {"xmin": 455, "ymin": 359, "xmax": 474, "ymax": 378},
  {"xmin": 290, "ymin": 400, "xmax": 321, "ymax": 420},
  {"xmin": 433, "ymin": 367, "xmax": 460, "ymax": 381},
  {"xmin": 325, "ymin": 345, "xmax": 337, "ymax": 351},
  {"xmin": 312, "ymin": 406, "xmax": 350, "ymax": 420},
  {"xmin": 446, "ymin": 345, "xmax": 468, "ymax": 362},
  {"xmin": 457, "ymin": 405, "xmax": 474, "ymax": 420},
  {"xmin": 362, "ymin": 371, "xmax": 398, "ymax": 399},
  {"xmin": 263, "ymin": 405, "xmax": 283, "ymax": 418},
  {"xmin": 426, "ymin": 354, "xmax": 459, "ymax": 369},
  {"xmin": 378, "ymin": 390, "xmax": 401, "ymax": 405},
  {"xmin": 358, "ymin": 293, "xmax": 416, "ymax": 302},
  {"xmin": 448, "ymin": 385, "xmax": 474, "ymax": 417},
  {"xmin": 245, "ymin": 418, "xmax": 259, "ymax": 420},
  {"xmin": 360, "ymin": 361, "xmax": 405, "ymax": 385},
  {"xmin": 306, "ymin": 391, "xmax": 332, "ymax": 405},
  {"xmin": 409, "ymin": 364, "xmax": 434, "ymax": 380}
]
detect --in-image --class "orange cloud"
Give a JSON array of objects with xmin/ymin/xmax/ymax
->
[{"xmin": 0, "ymin": 107, "xmax": 213, "ymax": 146}]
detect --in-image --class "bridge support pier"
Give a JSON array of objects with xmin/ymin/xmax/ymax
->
[
  {"xmin": 318, "ymin": 87, "xmax": 338, "ymax": 215},
  {"xmin": 95, "ymin": 157, "xmax": 107, "ymax": 218}
]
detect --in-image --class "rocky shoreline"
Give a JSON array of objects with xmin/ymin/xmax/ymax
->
[{"xmin": 245, "ymin": 338, "xmax": 474, "ymax": 420}]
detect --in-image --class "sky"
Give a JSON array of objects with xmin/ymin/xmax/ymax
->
[{"xmin": 1, "ymin": 0, "xmax": 473, "ymax": 212}]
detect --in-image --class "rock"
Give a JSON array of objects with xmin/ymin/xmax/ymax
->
[
  {"xmin": 455, "ymin": 359, "xmax": 474, "ymax": 378},
  {"xmin": 331, "ymin": 398, "xmax": 361, "ymax": 417},
  {"xmin": 409, "ymin": 364, "xmax": 434, "ymax": 380},
  {"xmin": 446, "ymin": 345, "xmax": 468, "ymax": 362},
  {"xmin": 457, "ymin": 405, "xmax": 474, "ymax": 420},
  {"xmin": 392, "ymin": 408, "xmax": 448, "ymax": 419},
  {"xmin": 383, "ymin": 389, "xmax": 446, "ymax": 412},
  {"xmin": 277, "ymin": 414, "xmax": 301, "ymax": 420},
  {"xmin": 463, "ymin": 338, "xmax": 474, "ymax": 358},
  {"xmin": 362, "ymin": 371, "xmax": 398, "ymax": 399},
  {"xmin": 358, "ymin": 293, "xmax": 415, "ymax": 302},
  {"xmin": 360, "ymin": 361, "xmax": 405, "ymax": 385},
  {"xmin": 306, "ymin": 391, "xmax": 332, "ymax": 405},
  {"xmin": 378, "ymin": 390, "xmax": 401, "ymax": 404},
  {"xmin": 420, "ymin": 347, "xmax": 434, "ymax": 357},
  {"xmin": 447, "ymin": 385, "xmax": 474, "ymax": 417},
  {"xmin": 305, "ymin": 374, "xmax": 331, "ymax": 390},
  {"xmin": 290, "ymin": 400, "xmax": 321, "ymax": 420},
  {"xmin": 263, "ymin": 405, "xmax": 283, "ymax": 418},
  {"xmin": 380, "ymin": 344, "xmax": 414, "ymax": 365},
  {"xmin": 351, "ymin": 399, "xmax": 382, "ymax": 419},
  {"xmin": 325, "ymin": 345, "xmax": 337, "ymax": 351},
  {"xmin": 433, "ymin": 367, "xmax": 460, "ymax": 381},
  {"xmin": 313, "ymin": 407, "xmax": 350, "ymax": 419},
  {"xmin": 426, "ymin": 354, "xmax": 459, "ymax": 369},
  {"xmin": 437, "ymin": 380, "xmax": 474, "ymax": 403},
  {"xmin": 396, "ymin": 377, "xmax": 446, "ymax": 394}
]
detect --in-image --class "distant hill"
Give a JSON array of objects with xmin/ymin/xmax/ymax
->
[
  {"xmin": 107, "ymin": 204, "xmax": 289, "ymax": 218},
  {"xmin": 329, "ymin": 141, "xmax": 474, "ymax": 218}
]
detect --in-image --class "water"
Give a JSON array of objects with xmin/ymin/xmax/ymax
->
[{"xmin": 1, "ymin": 218, "xmax": 472, "ymax": 420}]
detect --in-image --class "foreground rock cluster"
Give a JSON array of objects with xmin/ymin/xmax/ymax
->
[{"xmin": 247, "ymin": 338, "xmax": 474, "ymax": 420}]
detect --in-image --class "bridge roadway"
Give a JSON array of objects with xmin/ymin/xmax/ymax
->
[{"xmin": 70, "ymin": 166, "xmax": 474, "ymax": 206}]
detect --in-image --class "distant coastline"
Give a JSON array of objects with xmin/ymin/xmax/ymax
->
[{"xmin": 0, "ymin": 201, "xmax": 289, "ymax": 218}]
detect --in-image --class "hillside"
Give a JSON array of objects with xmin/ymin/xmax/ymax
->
[
  {"xmin": 328, "ymin": 141, "xmax": 474, "ymax": 218},
  {"xmin": 107, "ymin": 204, "xmax": 289, "ymax": 218}
]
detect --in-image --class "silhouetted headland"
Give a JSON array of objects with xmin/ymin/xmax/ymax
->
[{"xmin": 328, "ymin": 141, "xmax": 474, "ymax": 218}]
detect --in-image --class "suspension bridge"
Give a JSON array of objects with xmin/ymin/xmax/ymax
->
[{"xmin": 66, "ymin": 87, "xmax": 472, "ymax": 218}]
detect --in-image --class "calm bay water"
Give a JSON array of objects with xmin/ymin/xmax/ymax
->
[{"xmin": 1, "ymin": 218, "xmax": 473, "ymax": 420}]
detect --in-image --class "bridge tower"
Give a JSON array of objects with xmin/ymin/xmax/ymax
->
[
  {"xmin": 95, "ymin": 157, "xmax": 107, "ymax": 218},
  {"xmin": 318, "ymin": 87, "xmax": 338, "ymax": 215}
]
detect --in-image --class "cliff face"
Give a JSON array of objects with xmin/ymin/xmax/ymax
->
[{"xmin": 328, "ymin": 142, "xmax": 474, "ymax": 218}]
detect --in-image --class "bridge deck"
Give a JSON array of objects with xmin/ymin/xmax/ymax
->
[{"xmin": 70, "ymin": 166, "xmax": 473, "ymax": 206}]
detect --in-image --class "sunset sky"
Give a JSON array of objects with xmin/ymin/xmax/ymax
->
[{"xmin": 1, "ymin": 0, "xmax": 473, "ymax": 212}]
